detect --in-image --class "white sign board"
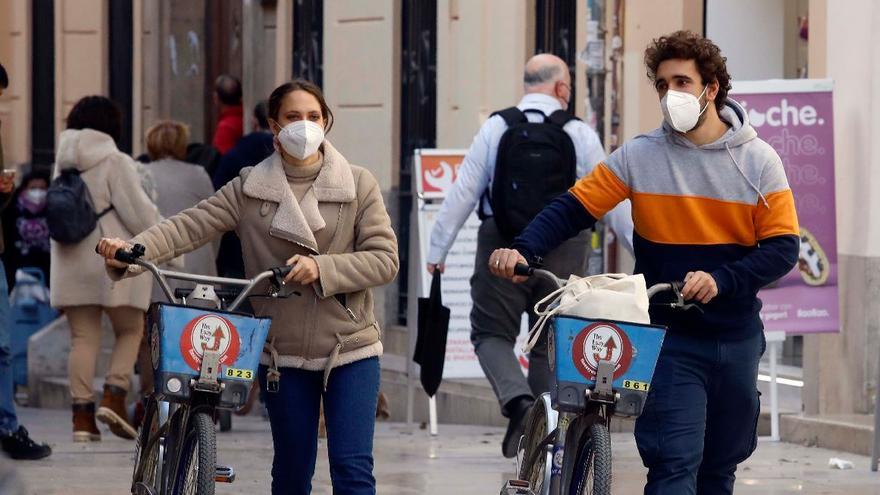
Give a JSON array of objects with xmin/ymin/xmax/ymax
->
[{"xmin": 411, "ymin": 150, "xmax": 529, "ymax": 379}]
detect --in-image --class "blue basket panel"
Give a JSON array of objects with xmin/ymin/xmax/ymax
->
[
  {"xmin": 553, "ymin": 316, "xmax": 665, "ymax": 391},
  {"xmin": 150, "ymin": 304, "xmax": 271, "ymax": 381}
]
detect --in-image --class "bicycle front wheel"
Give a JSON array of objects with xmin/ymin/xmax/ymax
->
[
  {"xmin": 174, "ymin": 411, "xmax": 216, "ymax": 495},
  {"xmin": 569, "ymin": 422, "xmax": 611, "ymax": 495}
]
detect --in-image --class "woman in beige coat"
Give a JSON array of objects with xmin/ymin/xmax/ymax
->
[
  {"xmin": 51, "ymin": 96, "xmax": 162, "ymax": 442},
  {"xmin": 98, "ymin": 80, "xmax": 398, "ymax": 494}
]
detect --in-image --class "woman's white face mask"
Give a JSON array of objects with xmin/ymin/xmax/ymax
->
[
  {"xmin": 274, "ymin": 120, "xmax": 325, "ymax": 160},
  {"xmin": 660, "ymin": 85, "xmax": 710, "ymax": 133}
]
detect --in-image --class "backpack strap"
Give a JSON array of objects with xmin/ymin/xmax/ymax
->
[
  {"xmin": 97, "ymin": 206, "xmax": 114, "ymax": 218},
  {"xmin": 491, "ymin": 107, "xmax": 528, "ymax": 127},
  {"xmin": 547, "ymin": 109, "xmax": 579, "ymax": 128}
]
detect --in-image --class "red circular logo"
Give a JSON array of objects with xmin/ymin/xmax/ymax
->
[
  {"xmin": 571, "ymin": 322, "xmax": 634, "ymax": 381},
  {"xmin": 180, "ymin": 314, "xmax": 241, "ymax": 371}
]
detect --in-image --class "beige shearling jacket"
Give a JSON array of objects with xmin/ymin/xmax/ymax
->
[{"xmin": 116, "ymin": 141, "xmax": 399, "ymax": 384}]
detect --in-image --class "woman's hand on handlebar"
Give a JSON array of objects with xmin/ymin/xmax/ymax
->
[
  {"xmin": 96, "ymin": 237, "xmax": 133, "ymax": 269},
  {"xmin": 489, "ymin": 248, "xmax": 529, "ymax": 284},
  {"xmin": 284, "ymin": 254, "xmax": 320, "ymax": 285}
]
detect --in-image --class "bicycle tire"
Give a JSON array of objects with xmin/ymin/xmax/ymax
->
[
  {"xmin": 132, "ymin": 397, "xmax": 163, "ymax": 494},
  {"xmin": 569, "ymin": 422, "xmax": 611, "ymax": 495},
  {"xmin": 174, "ymin": 411, "xmax": 216, "ymax": 495},
  {"xmin": 518, "ymin": 401, "xmax": 552, "ymax": 494}
]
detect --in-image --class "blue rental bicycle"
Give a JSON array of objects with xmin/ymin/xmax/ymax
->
[
  {"xmin": 502, "ymin": 264, "xmax": 697, "ymax": 495},
  {"xmin": 114, "ymin": 244, "xmax": 292, "ymax": 495}
]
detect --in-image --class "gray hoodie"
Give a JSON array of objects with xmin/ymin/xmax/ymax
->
[{"xmin": 513, "ymin": 98, "xmax": 800, "ymax": 339}]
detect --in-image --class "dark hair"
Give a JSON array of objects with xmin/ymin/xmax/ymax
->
[
  {"xmin": 644, "ymin": 30, "xmax": 731, "ymax": 113},
  {"xmin": 0, "ymin": 63, "xmax": 7, "ymax": 88},
  {"xmin": 253, "ymin": 100, "xmax": 269, "ymax": 130},
  {"xmin": 268, "ymin": 79, "xmax": 334, "ymax": 133},
  {"xmin": 65, "ymin": 95, "xmax": 123, "ymax": 144},
  {"xmin": 215, "ymin": 74, "xmax": 242, "ymax": 106}
]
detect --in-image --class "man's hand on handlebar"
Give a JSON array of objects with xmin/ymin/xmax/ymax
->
[
  {"xmin": 489, "ymin": 248, "xmax": 529, "ymax": 284},
  {"xmin": 284, "ymin": 254, "xmax": 320, "ymax": 285},
  {"xmin": 96, "ymin": 237, "xmax": 134, "ymax": 269},
  {"xmin": 682, "ymin": 271, "xmax": 718, "ymax": 304}
]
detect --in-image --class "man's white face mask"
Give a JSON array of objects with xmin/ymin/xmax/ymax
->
[{"xmin": 660, "ymin": 85, "xmax": 710, "ymax": 133}]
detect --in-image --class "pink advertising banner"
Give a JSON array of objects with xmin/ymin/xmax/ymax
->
[{"xmin": 730, "ymin": 79, "xmax": 838, "ymax": 334}]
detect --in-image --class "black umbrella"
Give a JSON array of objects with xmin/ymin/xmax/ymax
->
[{"xmin": 414, "ymin": 270, "xmax": 451, "ymax": 397}]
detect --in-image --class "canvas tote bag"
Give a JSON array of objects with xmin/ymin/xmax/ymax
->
[{"xmin": 523, "ymin": 273, "xmax": 650, "ymax": 353}]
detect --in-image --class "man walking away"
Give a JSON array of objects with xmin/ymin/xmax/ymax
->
[{"xmin": 427, "ymin": 54, "xmax": 633, "ymax": 458}]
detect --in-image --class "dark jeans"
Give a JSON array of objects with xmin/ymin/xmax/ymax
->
[
  {"xmin": 258, "ymin": 357, "xmax": 380, "ymax": 495},
  {"xmin": 0, "ymin": 261, "xmax": 17, "ymax": 436},
  {"xmin": 634, "ymin": 331, "xmax": 765, "ymax": 495}
]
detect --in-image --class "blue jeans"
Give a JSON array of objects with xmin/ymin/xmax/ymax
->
[
  {"xmin": 258, "ymin": 357, "xmax": 380, "ymax": 495},
  {"xmin": 634, "ymin": 331, "xmax": 765, "ymax": 495},
  {"xmin": 0, "ymin": 260, "xmax": 18, "ymax": 435}
]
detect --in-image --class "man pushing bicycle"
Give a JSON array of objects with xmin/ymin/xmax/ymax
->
[{"xmin": 490, "ymin": 31, "xmax": 799, "ymax": 495}]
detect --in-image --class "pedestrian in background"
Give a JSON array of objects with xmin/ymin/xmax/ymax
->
[
  {"xmin": 212, "ymin": 100, "xmax": 275, "ymax": 279},
  {"xmin": 98, "ymin": 79, "xmax": 399, "ymax": 494},
  {"xmin": 144, "ymin": 120, "xmax": 217, "ymax": 297},
  {"xmin": 0, "ymin": 62, "xmax": 51, "ymax": 460},
  {"xmin": 426, "ymin": 54, "xmax": 634, "ymax": 458},
  {"xmin": 50, "ymin": 96, "xmax": 162, "ymax": 442},
  {"xmin": 211, "ymin": 74, "xmax": 244, "ymax": 155},
  {"xmin": 2, "ymin": 170, "xmax": 51, "ymax": 289}
]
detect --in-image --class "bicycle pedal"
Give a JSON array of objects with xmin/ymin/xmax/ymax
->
[
  {"xmin": 215, "ymin": 465, "xmax": 236, "ymax": 483},
  {"xmin": 500, "ymin": 479, "xmax": 534, "ymax": 495}
]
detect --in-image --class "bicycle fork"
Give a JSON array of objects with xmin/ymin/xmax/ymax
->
[{"xmin": 547, "ymin": 411, "xmax": 576, "ymax": 495}]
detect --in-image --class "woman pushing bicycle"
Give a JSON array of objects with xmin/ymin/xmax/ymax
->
[{"xmin": 97, "ymin": 79, "xmax": 398, "ymax": 495}]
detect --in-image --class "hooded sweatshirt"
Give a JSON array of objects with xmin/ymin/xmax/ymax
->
[{"xmin": 512, "ymin": 99, "xmax": 800, "ymax": 340}]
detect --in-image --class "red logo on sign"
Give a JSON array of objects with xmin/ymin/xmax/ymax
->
[
  {"xmin": 571, "ymin": 322, "xmax": 634, "ymax": 381},
  {"xmin": 180, "ymin": 314, "xmax": 241, "ymax": 371}
]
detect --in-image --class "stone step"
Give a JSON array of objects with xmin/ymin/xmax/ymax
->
[
  {"xmin": 383, "ymin": 324, "xmax": 409, "ymax": 357},
  {"xmin": 35, "ymin": 376, "xmax": 141, "ymax": 410},
  {"xmin": 780, "ymin": 413, "xmax": 875, "ymax": 456}
]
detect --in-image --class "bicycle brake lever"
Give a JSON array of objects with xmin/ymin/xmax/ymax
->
[{"xmin": 680, "ymin": 303, "xmax": 705, "ymax": 314}]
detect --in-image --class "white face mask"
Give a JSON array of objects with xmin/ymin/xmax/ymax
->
[
  {"xmin": 660, "ymin": 86, "xmax": 710, "ymax": 133},
  {"xmin": 275, "ymin": 120, "xmax": 325, "ymax": 160},
  {"xmin": 24, "ymin": 189, "xmax": 47, "ymax": 204}
]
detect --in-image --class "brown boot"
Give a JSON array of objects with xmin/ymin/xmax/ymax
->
[
  {"xmin": 96, "ymin": 385, "xmax": 137, "ymax": 440},
  {"xmin": 72, "ymin": 403, "xmax": 101, "ymax": 442},
  {"xmin": 376, "ymin": 391, "xmax": 391, "ymax": 420}
]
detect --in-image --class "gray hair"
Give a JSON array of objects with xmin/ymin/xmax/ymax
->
[{"xmin": 524, "ymin": 64, "xmax": 563, "ymax": 87}]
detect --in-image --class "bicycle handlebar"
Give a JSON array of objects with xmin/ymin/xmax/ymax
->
[{"xmin": 109, "ymin": 243, "xmax": 293, "ymax": 311}]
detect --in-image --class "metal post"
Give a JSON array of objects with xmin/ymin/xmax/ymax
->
[
  {"xmin": 871, "ymin": 359, "xmax": 880, "ymax": 471},
  {"xmin": 769, "ymin": 339, "xmax": 780, "ymax": 442},
  {"xmin": 429, "ymin": 396, "xmax": 438, "ymax": 436},
  {"xmin": 761, "ymin": 331, "xmax": 786, "ymax": 442}
]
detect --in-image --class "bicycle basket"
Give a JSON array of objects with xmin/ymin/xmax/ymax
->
[
  {"xmin": 147, "ymin": 303, "xmax": 272, "ymax": 407},
  {"xmin": 549, "ymin": 315, "xmax": 665, "ymax": 417}
]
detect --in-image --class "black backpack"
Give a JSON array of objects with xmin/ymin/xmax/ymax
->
[
  {"xmin": 46, "ymin": 168, "xmax": 114, "ymax": 244},
  {"xmin": 487, "ymin": 107, "xmax": 578, "ymax": 241}
]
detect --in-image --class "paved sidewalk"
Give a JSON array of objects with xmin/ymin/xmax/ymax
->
[{"xmin": 6, "ymin": 407, "xmax": 880, "ymax": 494}]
